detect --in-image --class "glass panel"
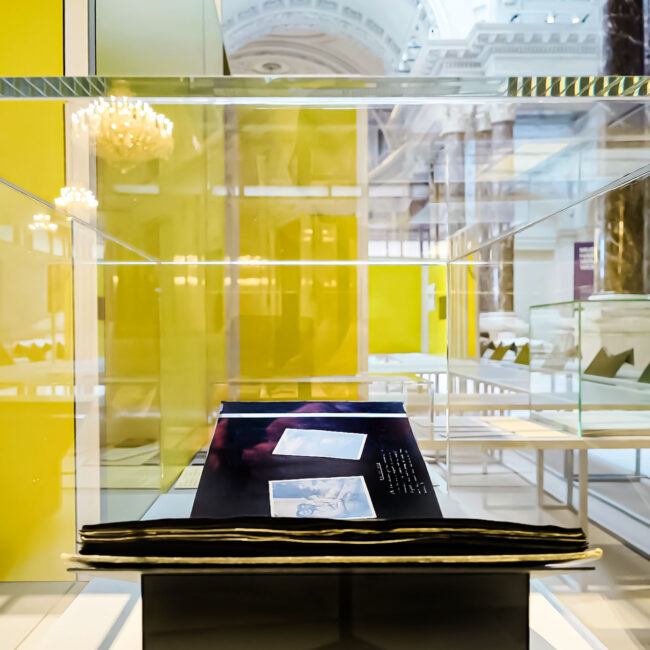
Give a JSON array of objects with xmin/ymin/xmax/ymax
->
[
  {"xmin": 448, "ymin": 173, "xmax": 650, "ymax": 539},
  {"xmin": 1, "ymin": 76, "xmax": 649, "ymax": 576},
  {"xmin": 3, "ymin": 78, "xmax": 650, "ymax": 270},
  {"xmin": 529, "ymin": 301, "xmax": 581, "ymax": 434},
  {"xmin": 579, "ymin": 298, "xmax": 650, "ymax": 436},
  {"xmin": 1, "ymin": 75, "xmax": 650, "ymax": 99},
  {"xmin": 0, "ymin": 181, "xmax": 75, "ymax": 580},
  {"xmin": 87, "ymin": 228, "xmax": 163, "ymax": 517},
  {"xmin": 0, "ymin": 177, "xmax": 162, "ymax": 565}
]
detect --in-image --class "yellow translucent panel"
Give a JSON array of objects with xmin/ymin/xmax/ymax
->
[
  {"xmin": 467, "ymin": 257, "xmax": 477, "ymax": 358},
  {"xmin": 448, "ymin": 256, "xmax": 477, "ymax": 360},
  {"xmin": 97, "ymin": 105, "xmax": 362, "ymax": 489},
  {"xmin": 428, "ymin": 265, "xmax": 447, "ymax": 356},
  {"xmin": 369, "ymin": 265, "xmax": 421, "ymax": 353},
  {"xmin": 368, "ymin": 265, "xmax": 448, "ymax": 356},
  {"xmin": 100, "ymin": 259, "xmax": 161, "ymax": 491},
  {"xmin": 0, "ymin": 185, "xmax": 74, "ymax": 581},
  {"xmin": 159, "ymin": 261, "xmax": 210, "ymax": 490},
  {"xmin": 236, "ymin": 108, "xmax": 359, "ymax": 398},
  {"xmin": 97, "ymin": 105, "xmax": 226, "ymax": 492}
]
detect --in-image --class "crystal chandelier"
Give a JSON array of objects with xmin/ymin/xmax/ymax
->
[
  {"xmin": 71, "ymin": 97, "xmax": 174, "ymax": 170},
  {"xmin": 29, "ymin": 214, "xmax": 58, "ymax": 231},
  {"xmin": 55, "ymin": 186, "xmax": 99, "ymax": 210}
]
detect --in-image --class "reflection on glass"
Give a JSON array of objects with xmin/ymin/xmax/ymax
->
[
  {"xmin": 72, "ymin": 97, "xmax": 174, "ymax": 170},
  {"xmin": 0, "ymin": 183, "xmax": 74, "ymax": 580}
]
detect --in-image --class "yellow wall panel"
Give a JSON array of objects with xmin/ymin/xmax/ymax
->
[
  {"xmin": 369, "ymin": 265, "xmax": 421, "ymax": 354},
  {"xmin": 0, "ymin": 3, "xmax": 70, "ymax": 580},
  {"xmin": 428, "ymin": 265, "xmax": 447, "ymax": 355},
  {"xmin": 0, "ymin": 102, "xmax": 65, "ymax": 201},
  {"xmin": 0, "ymin": 1, "xmax": 63, "ymax": 76}
]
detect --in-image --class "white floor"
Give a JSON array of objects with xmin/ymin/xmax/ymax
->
[{"xmin": 429, "ymin": 460, "xmax": 650, "ymax": 649}]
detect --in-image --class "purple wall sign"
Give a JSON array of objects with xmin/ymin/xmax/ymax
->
[{"xmin": 574, "ymin": 242, "xmax": 594, "ymax": 300}]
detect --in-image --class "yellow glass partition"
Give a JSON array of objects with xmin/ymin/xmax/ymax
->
[
  {"xmin": 94, "ymin": 104, "xmax": 363, "ymax": 491},
  {"xmin": 0, "ymin": 183, "xmax": 74, "ymax": 581},
  {"xmin": 235, "ymin": 107, "xmax": 359, "ymax": 397}
]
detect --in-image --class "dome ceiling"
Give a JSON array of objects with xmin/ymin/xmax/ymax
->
[{"xmin": 222, "ymin": 0, "xmax": 435, "ymax": 74}]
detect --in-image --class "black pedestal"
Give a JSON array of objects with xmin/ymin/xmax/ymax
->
[{"xmin": 141, "ymin": 568, "xmax": 529, "ymax": 650}]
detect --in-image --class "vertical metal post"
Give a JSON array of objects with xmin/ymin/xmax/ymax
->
[
  {"xmin": 579, "ymin": 449, "xmax": 589, "ymax": 535},
  {"xmin": 536, "ymin": 449, "xmax": 544, "ymax": 507},
  {"xmin": 565, "ymin": 449, "xmax": 574, "ymax": 508}
]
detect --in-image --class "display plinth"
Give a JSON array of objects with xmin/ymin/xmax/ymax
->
[{"xmin": 140, "ymin": 567, "xmax": 529, "ymax": 650}]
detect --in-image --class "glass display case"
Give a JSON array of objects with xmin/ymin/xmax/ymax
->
[
  {"xmin": 447, "ymin": 169, "xmax": 650, "ymax": 551},
  {"xmin": 2, "ymin": 75, "xmax": 650, "ymax": 581},
  {"xmin": 529, "ymin": 298, "xmax": 650, "ymax": 436}
]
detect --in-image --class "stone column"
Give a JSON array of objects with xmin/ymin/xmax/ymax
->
[
  {"xmin": 589, "ymin": 99, "xmax": 650, "ymax": 296},
  {"xmin": 596, "ymin": 2, "xmax": 650, "ymax": 296},
  {"xmin": 593, "ymin": 177, "xmax": 650, "ymax": 294},
  {"xmin": 474, "ymin": 108, "xmax": 492, "ymax": 211},
  {"xmin": 491, "ymin": 106, "xmax": 515, "ymax": 313},
  {"xmin": 477, "ymin": 105, "xmax": 516, "ymax": 315},
  {"xmin": 474, "ymin": 108, "xmax": 497, "ymax": 313},
  {"xmin": 441, "ymin": 107, "xmax": 466, "ymax": 237},
  {"xmin": 602, "ymin": 0, "xmax": 644, "ymax": 75}
]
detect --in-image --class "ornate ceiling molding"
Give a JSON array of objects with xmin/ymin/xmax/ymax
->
[
  {"xmin": 412, "ymin": 23, "xmax": 601, "ymax": 77},
  {"xmin": 221, "ymin": 1, "xmax": 600, "ymax": 76},
  {"xmin": 222, "ymin": 0, "xmax": 435, "ymax": 73}
]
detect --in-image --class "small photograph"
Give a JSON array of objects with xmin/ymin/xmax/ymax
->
[
  {"xmin": 272, "ymin": 428, "xmax": 367, "ymax": 460},
  {"xmin": 269, "ymin": 476, "xmax": 376, "ymax": 519}
]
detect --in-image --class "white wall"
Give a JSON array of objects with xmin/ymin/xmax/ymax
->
[{"xmin": 96, "ymin": 0, "xmax": 223, "ymax": 74}]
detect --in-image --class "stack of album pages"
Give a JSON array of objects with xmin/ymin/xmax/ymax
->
[{"xmin": 66, "ymin": 516, "xmax": 600, "ymax": 568}]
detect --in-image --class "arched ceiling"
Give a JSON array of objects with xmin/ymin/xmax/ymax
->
[
  {"xmin": 228, "ymin": 28, "xmax": 385, "ymax": 74},
  {"xmin": 220, "ymin": 0, "xmax": 601, "ymax": 76},
  {"xmin": 221, "ymin": 0, "xmax": 436, "ymax": 74}
]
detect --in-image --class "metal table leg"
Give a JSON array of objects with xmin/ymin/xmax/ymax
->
[
  {"xmin": 564, "ymin": 450, "xmax": 574, "ymax": 508},
  {"xmin": 578, "ymin": 449, "xmax": 589, "ymax": 535},
  {"xmin": 536, "ymin": 450, "xmax": 544, "ymax": 507}
]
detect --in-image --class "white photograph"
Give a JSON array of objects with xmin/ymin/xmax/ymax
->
[
  {"xmin": 269, "ymin": 476, "xmax": 376, "ymax": 519},
  {"xmin": 272, "ymin": 428, "xmax": 367, "ymax": 460}
]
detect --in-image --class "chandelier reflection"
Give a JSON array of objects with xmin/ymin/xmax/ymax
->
[
  {"xmin": 71, "ymin": 97, "xmax": 174, "ymax": 170},
  {"xmin": 29, "ymin": 214, "xmax": 58, "ymax": 231},
  {"xmin": 55, "ymin": 186, "xmax": 99, "ymax": 211}
]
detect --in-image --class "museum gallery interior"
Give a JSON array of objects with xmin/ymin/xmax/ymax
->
[{"xmin": 0, "ymin": 1, "xmax": 649, "ymax": 648}]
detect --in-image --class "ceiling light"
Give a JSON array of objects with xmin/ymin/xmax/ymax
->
[
  {"xmin": 55, "ymin": 186, "xmax": 98, "ymax": 211},
  {"xmin": 71, "ymin": 97, "xmax": 173, "ymax": 171},
  {"xmin": 29, "ymin": 214, "xmax": 57, "ymax": 231}
]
